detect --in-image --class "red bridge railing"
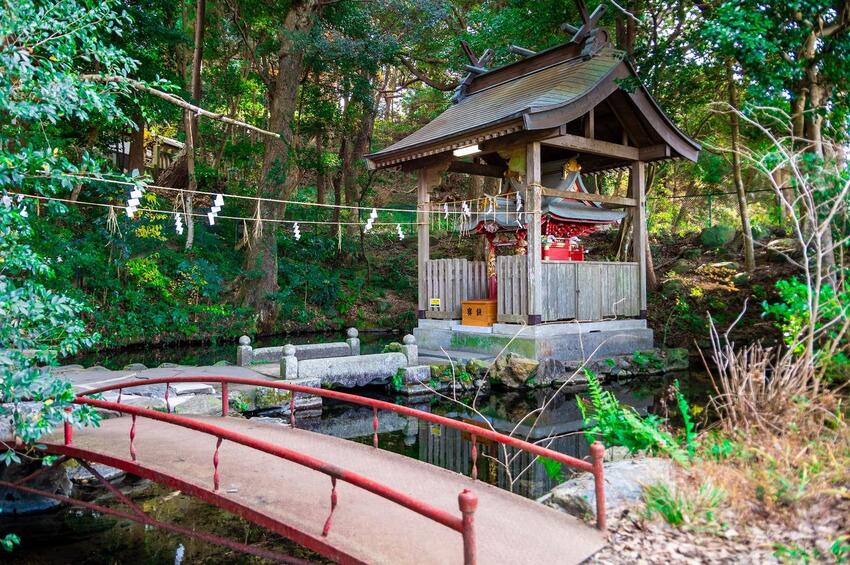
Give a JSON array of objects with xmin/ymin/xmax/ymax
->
[{"xmin": 72, "ymin": 376, "xmax": 606, "ymax": 561}]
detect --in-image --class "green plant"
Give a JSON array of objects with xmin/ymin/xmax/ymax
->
[
  {"xmin": 577, "ymin": 370, "xmax": 692, "ymax": 464},
  {"xmin": 642, "ymin": 480, "xmax": 726, "ymax": 528},
  {"xmin": 391, "ymin": 368, "xmax": 405, "ymax": 392},
  {"xmin": 540, "ymin": 457, "xmax": 564, "ymax": 482},
  {"xmin": 0, "ymin": 534, "xmax": 20, "ymax": 552}
]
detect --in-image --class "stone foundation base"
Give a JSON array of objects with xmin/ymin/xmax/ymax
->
[{"xmin": 414, "ymin": 319, "xmax": 654, "ymax": 363}]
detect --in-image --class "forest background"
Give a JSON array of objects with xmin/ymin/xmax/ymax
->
[{"xmin": 3, "ymin": 0, "xmax": 849, "ymax": 354}]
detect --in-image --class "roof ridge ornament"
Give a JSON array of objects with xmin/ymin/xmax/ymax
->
[
  {"xmin": 452, "ymin": 42, "xmax": 494, "ymax": 104},
  {"xmin": 562, "ymin": 1, "xmax": 608, "ymax": 59}
]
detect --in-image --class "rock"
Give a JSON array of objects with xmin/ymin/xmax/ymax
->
[
  {"xmin": 402, "ymin": 365, "xmax": 431, "ymax": 385},
  {"xmin": 766, "ymin": 237, "xmax": 801, "ymax": 262},
  {"xmin": 710, "ymin": 261, "xmax": 740, "ymax": 271},
  {"xmin": 540, "ymin": 457, "xmax": 674, "ymax": 520},
  {"xmin": 157, "ymin": 362, "xmax": 182, "ymax": 368},
  {"xmin": 107, "ymin": 394, "xmax": 166, "ymax": 411},
  {"xmin": 682, "ymin": 247, "xmax": 701, "ymax": 260},
  {"xmin": 170, "ymin": 394, "xmax": 224, "ymax": 416},
  {"xmin": 213, "ymin": 360, "xmax": 232, "ymax": 366},
  {"xmin": 661, "ymin": 278, "xmax": 684, "ymax": 295},
  {"xmin": 0, "ymin": 460, "xmax": 72, "ymax": 515},
  {"xmin": 122, "ymin": 363, "xmax": 148, "ymax": 371},
  {"xmin": 254, "ymin": 387, "xmax": 292, "ymax": 409},
  {"xmin": 668, "ymin": 259, "xmax": 691, "ymax": 274},
  {"xmin": 700, "ymin": 224, "xmax": 736, "ymax": 248},
  {"xmin": 731, "ymin": 271, "xmax": 750, "ymax": 286},
  {"xmin": 465, "ymin": 358, "xmax": 492, "ymax": 376},
  {"xmin": 168, "ymin": 382, "xmax": 215, "ymax": 396},
  {"xmin": 491, "ymin": 354, "xmax": 539, "ymax": 389},
  {"xmin": 67, "ymin": 463, "xmax": 125, "ymax": 485}
]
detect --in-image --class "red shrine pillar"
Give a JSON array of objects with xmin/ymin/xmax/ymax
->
[{"xmin": 485, "ymin": 233, "xmax": 497, "ymax": 300}]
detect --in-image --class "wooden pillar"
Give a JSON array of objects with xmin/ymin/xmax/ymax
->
[
  {"xmin": 417, "ymin": 169, "xmax": 433, "ymax": 319},
  {"xmin": 630, "ymin": 161, "xmax": 647, "ymax": 317},
  {"xmin": 526, "ymin": 142, "xmax": 543, "ymax": 325}
]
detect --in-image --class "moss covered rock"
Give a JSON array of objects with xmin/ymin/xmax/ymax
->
[
  {"xmin": 491, "ymin": 354, "xmax": 539, "ymax": 389},
  {"xmin": 700, "ymin": 224, "xmax": 736, "ymax": 248}
]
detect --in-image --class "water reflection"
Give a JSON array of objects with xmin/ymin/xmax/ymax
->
[{"xmin": 307, "ymin": 381, "xmax": 658, "ymax": 500}]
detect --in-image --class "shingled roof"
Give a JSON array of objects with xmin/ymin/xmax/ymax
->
[{"xmin": 366, "ymin": 42, "xmax": 699, "ymax": 171}]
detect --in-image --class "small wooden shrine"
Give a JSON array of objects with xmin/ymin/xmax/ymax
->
[{"xmin": 366, "ymin": 9, "xmax": 699, "ymax": 361}]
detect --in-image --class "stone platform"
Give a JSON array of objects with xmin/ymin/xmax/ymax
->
[{"xmin": 414, "ymin": 318, "xmax": 653, "ymax": 363}]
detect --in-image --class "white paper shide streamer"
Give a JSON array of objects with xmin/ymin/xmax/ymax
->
[
  {"xmin": 293, "ymin": 222, "xmax": 301, "ymax": 241},
  {"xmin": 396, "ymin": 224, "xmax": 404, "ymax": 240},
  {"xmin": 125, "ymin": 184, "xmax": 145, "ymax": 218},
  {"xmin": 208, "ymin": 193, "xmax": 224, "ymax": 225},
  {"xmin": 364, "ymin": 208, "xmax": 378, "ymax": 232}
]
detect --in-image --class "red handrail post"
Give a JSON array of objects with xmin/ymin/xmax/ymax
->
[
  {"xmin": 221, "ymin": 382, "xmax": 229, "ymax": 417},
  {"xmin": 590, "ymin": 441, "xmax": 606, "ymax": 530},
  {"xmin": 458, "ymin": 489, "xmax": 478, "ymax": 565},
  {"xmin": 63, "ymin": 407, "xmax": 73, "ymax": 445}
]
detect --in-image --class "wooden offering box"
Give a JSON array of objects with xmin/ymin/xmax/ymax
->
[{"xmin": 462, "ymin": 299, "xmax": 497, "ymax": 327}]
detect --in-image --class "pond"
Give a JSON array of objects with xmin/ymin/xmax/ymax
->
[{"xmin": 12, "ymin": 339, "xmax": 711, "ymax": 563}]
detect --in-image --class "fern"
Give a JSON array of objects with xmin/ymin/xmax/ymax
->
[
  {"xmin": 577, "ymin": 370, "xmax": 691, "ymax": 464},
  {"xmin": 675, "ymin": 380, "xmax": 697, "ymax": 457}
]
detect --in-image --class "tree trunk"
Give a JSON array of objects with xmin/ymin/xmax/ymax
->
[
  {"xmin": 183, "ymin": 0, "xmax": 206, "ymax": 251},
  {"xmin": 240, "ymin": 0, "xmax": 318, "ymax": 331},
  {"xmin": 183, "ymin": 111, "xmax": 196, "ymax": 251},
  {"xmin": 316, "ymin": 134, "xmax": 326, "ymax": 204},
  {"xmin": 127, "ymin": 114, "xmax": 146, "ymax": 174},
  {"xmin": 727, "ymin": 62, "xmax": 755, "ymax": 273}
]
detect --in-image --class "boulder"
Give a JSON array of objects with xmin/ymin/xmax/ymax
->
[
  {"xmin": 122, "ymin": 363, "xmax": 148, "ymax": 371},
  {"xmin": 539, "ymin": 457, "xmax": 674, "ymax": 520},
  {"xmin": 668, "ymin": 259, "xmax": 691, "ymax": 274},
  {"xmin": 766, "ymin": 238, "xmax": 801, "ymax": 262},
  {"xmin": 732, "ymin": 271, "xmax": 750, "ymax": 286},
  {"xmin": 170, "ymin": 394, "xmax": 224, "ymax": 416},
  {"xmin": 213, "ymin": 360, "xmax": 232, "ymax": 366},
  {"xmin": 700, "ymin": 224, "xmax": 736, "ymax": 248},
  {"xmin": 710, "ymin": 261, "xmax": 740, "ymax": 271},
  {"xmin": 661, "ymin": 278, "xmax": 685, "ymax": 295},
  {"xmin": 254, "ymin": 387, "xmax": 292, "ymax": 410},
  {"xmin": 491, "ymin": 354, "xmax": 539, "ymax": 389},
  {"xmin": 682, "ymin": 247, "xmax": 702, "ymax": 260}
]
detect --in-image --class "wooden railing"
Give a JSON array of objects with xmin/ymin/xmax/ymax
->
[
  {"xmin": 496, "ymin": 257, "xmax": 640, "ymax": 322},
  {"xmin": 425, "ymin": 259, "xmax": 487, "ymax": 319}
]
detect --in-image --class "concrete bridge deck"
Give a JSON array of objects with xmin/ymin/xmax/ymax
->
[{"xmin": 50, "ymin": 415, "xmax": 604, "ymax": 564}]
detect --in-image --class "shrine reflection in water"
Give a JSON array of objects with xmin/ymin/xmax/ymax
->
[{"xmin": 298, "ymin": 379, "xmax": 660, "ymax": 500}]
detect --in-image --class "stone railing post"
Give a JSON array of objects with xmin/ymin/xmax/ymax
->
[
  {"xmin": 280, "ymin": 344, "xmax": 299, "ymax": 380},
  {"xmin": 401, "ymin": 334, "xmax": 418, "ymax": 366},
  {"xmin": 346, "ymin": 328, "xmax": 360, "ymax": 356},
  {"xmin": 236, "ymin": 335, "xmax": 253, "ymax": 367}
]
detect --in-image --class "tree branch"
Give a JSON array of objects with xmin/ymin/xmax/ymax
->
[
  {"xmin": 78, "ymin": 74, "xmax": 280, "ymax": 138},
  {"xmin": 398, "ymin": 57, "xmax": 458, "ymax": 91}
]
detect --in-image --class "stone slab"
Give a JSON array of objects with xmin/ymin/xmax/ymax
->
[
  {"xmin": 298, "ymin": 353, "xmax": 407, "ymax": 388},
  {"xmin": 169, "ymin": 382, "xmax": 216, "ymax": 396}
]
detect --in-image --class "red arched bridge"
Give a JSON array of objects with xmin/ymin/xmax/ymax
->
[{"xmin": 3, "ymin": 377, "xmax": 607, "ymax": 564}]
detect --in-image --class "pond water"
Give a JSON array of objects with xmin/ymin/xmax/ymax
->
[{"xmin": 12, "ymin": 339, "xmax": 711, "ymax": 563}]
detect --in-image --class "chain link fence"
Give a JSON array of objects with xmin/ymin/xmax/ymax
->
[{"xmin": 647, "ymin": 188, "xmax": 779, "ymax": 236}]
